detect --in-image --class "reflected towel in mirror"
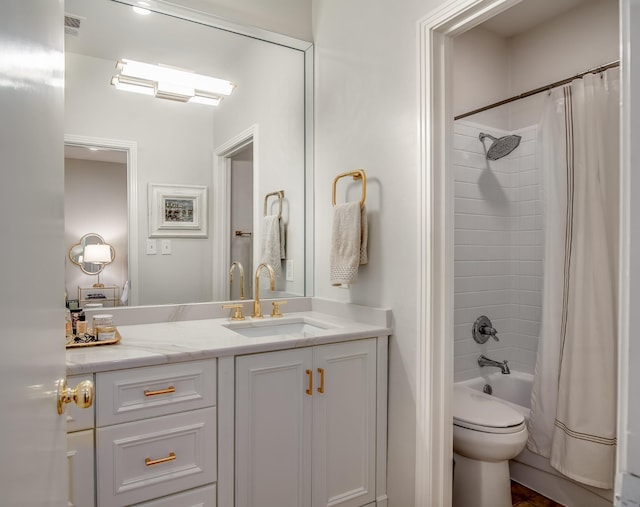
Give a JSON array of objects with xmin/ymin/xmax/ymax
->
[
  {"xmin": 260, "ymin": 215, "xmax": 285, "ymax": 276},
  {"xmin": 120, "ymin": 280, "xmax": 129, "ymax": 305},
  {"xmin": 330, "ymin": 202, "xmax": 368, "ymax": 286}
]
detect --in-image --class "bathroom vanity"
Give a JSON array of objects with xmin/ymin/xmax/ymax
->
[{"xmin": 65, "ymin": 298, "xmax": 391, "ymax": 507}]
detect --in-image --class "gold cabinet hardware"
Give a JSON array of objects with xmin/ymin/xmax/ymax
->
[
  {"xmin": 317, "ymin": 368, "xmax": 325, "ymax": 394},
  {"xmin": 57, "ymin": 378, "xmax": 94, "ymax": 415},
  {"xmin": 270, "ymin": 300, "xmax": 287, "ymax": 318},
  {"xmin": 305, "ymin": 369, "xmax": 313, "ymax": 396},
  {"xmin": 143, "ymin": 386, "xmax": 176, "ymax": 397},
  {"xmin": 223, "ymin": 303, "xmax": 246, "ymax": 321},
  {"xmin": 145, "ymin": 452, "xmax": 176, "ymax": 467}
]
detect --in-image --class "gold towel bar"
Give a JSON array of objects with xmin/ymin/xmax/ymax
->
[
  {"xmin": 332, "ymin": 169, "xmax": 366, "ymax": 208},
  {"xmin": 264, "ymin": 190, "xmax": 284, "ymax": 219}
]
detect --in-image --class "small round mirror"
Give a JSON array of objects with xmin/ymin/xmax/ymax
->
[{"xmin": 69, "ymin": 233, "xmax": 115, "ymax": 275}]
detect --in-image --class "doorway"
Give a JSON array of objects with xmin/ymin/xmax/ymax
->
[
  {"xmin": 417, "ymin": 0, "xmax": 622, "ymax": 505},
  {"xmin": 64, "ymin": 135, "xmax": 139, "ymax": 306},
  {"xmin": 213, "ymin": 125, "xmax": 258, "ymax": 301},
  {"xmin": 229, "ymin": 143, "xmax": 254, "ymax": 300}
]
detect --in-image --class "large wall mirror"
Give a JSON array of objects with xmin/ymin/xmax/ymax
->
[{"xmin": 64, "ymin": 0, "xmax": 312, "ymax": 307}]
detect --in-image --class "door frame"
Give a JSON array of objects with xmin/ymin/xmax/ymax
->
[
  {"xmin": 416, "ymin": 1, "xmax": 537, "ymax": 505},
  {"xmin": 64, "ymin": 134, "xmax": 139, "ymax": 305},
  {"xmin": 213, "ymin": 125, "xmax": 258, "ymax": 300},
  {"xmin": 417, "ymin": 0, "xmax": 634, "ymax": 504}
]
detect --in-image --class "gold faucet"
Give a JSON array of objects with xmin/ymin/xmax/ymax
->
[
  {"xmin": 253, "ymin": 263, "xmax": 275, "ymax": 318},
  {"xmin": 229, "ymin": 261, "xmax": 245, "ymax": 300}
]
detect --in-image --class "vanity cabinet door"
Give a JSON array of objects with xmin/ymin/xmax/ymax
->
[
  {"xmin": 235, "ymin": 339, "xmax": 378, "ymax": 507},
  {"xmin": 67, "ymin": 429, "xmax": 95, "ymax": 507},
  {"xmin": 312, "ymin": 339, "xmax": 377, "ymax": 507},
  {"xmin": 235, "ymin": 348, "xmax": 313, "ymax": 507}
]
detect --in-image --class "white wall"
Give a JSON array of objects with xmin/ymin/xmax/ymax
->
[
  {"xmin": 312, "ymin": 0, "xmax": 449, "ymax": 504},
  {"xmin": 453, "ymin": 27, "xmax": 509, "ymax": 128},
  {"xmin": 162, "ymin": 0, "xmax": 312, "ymax": 41},
  {"xmin": 64, "ymin": 158, "xmax": 128, "ymax": 299}
]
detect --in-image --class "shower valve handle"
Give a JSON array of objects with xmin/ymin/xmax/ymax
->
[
  {"xmin": 480, "ymin": 325, "xmax": 499, "ymax": 341},
  {"xmin": 472, "ymin": 316, "xmax": 499, "ymax": 344}
]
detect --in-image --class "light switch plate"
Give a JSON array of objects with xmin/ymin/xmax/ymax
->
[
  {"xmin": 161, "ymin": 239, "xmax": 171, "ymax": 255},
  {"xmin": 286, "ymin": 259, "xmax": 294, "ymax": 281},
  {"xmin": 146, "ymin": 239, "xmax": 157, "ymax": 255}
]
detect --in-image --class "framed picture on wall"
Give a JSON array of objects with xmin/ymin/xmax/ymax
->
[{"xmin": 148, "ymin": 183, "xmax": 208, "ymax": 238}]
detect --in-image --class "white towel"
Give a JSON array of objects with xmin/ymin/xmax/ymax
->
[
  {"xmin": 330, "ymin": 202, "xmax": 368, "ymax": 286},
  {"xmin": 120, "ymin": 280, "xmax": 129, "ymax": 305},
  {"xmin": 260, "ymin": 215, "xmax": 285, "ymax": 277}
]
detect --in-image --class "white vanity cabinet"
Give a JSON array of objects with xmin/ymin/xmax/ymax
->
[
  {"xmin": 94, "ymin": 359, "xmax": 218, "ymax": 507},
  {"xmin": 234, "ymin": 338, "xmax": 382, "ymax": 507},
  {"xmin": 67, "ymin": 374, "xmax": 96, "ymax": 507}
]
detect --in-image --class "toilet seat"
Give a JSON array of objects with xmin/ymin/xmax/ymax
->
[{"xmin": 453, "ymin": 385, "xmax": 525, "ymax": 434}]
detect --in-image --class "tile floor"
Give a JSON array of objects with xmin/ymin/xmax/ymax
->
[{"xmin": 511, "ymin": 481, "xmax": 565, "ymax": 506}]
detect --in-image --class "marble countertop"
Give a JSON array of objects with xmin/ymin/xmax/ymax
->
[{"xmin": 66, "ymin": 307, "xmax": 392, "ymax": 375}]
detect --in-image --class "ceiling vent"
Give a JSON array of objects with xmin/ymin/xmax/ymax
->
[{"xmin": 64, "ymin": 13, "xmax": 84, "ymax": 36}]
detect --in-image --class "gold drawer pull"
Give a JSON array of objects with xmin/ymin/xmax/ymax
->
[
  {"xmin": 305, "ymin": 369, "xmax": 313, "ymax": 396},
  {"xmin": 145, "ymin": 452, "xmax": 176, "ymax": 467},
  {"xmin": 317, "ymin": 368, "xmax": 325, "ymax": 394},
  {"xmin": 144, "ymin": 386, "xmax": 176, "ymax": 397}
]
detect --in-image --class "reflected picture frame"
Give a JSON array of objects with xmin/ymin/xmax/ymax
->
[{"xmin": 148, "ymin": 183, "xmax": 208, "ymax": 238}]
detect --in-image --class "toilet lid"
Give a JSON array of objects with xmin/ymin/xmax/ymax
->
[{"xmin": 453, "ymin": 385, "xmax": 525, "ymax": 434}]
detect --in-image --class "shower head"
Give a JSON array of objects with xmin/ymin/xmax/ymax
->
[{"xmin": 479, "ymin": 132, "xmax": 522, "ymax": 160}]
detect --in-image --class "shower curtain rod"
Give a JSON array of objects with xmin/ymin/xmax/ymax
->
[{"xmin": 454, "ymin": 60, "xmax": 620, "ymax": 121}]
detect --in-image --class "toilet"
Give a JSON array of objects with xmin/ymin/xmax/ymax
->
[{"xmin": 452, "ymin": 385, "xmax": 528, "ymax": 507}]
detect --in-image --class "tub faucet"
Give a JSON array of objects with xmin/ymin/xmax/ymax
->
[
  {"xmin": 252, "ymin": 263, "xmax": 275, "ymax": 318},
  {"xmin": 478, "ymin": 354, "xmax": 510, "ymax": 374}
]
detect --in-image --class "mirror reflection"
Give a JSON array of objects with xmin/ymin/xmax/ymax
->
[
  {"xmin": 68, "ymin": 233, "xmax": 115, "ymax": 276},
  {"xmin": 64, "ymin": 0, "xmax": 307, "ymax": 307}
]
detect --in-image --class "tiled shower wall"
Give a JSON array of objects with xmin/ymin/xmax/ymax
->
[{"xmin": 453, "ymin": 120, "xmax": 542, "ymax": 381}]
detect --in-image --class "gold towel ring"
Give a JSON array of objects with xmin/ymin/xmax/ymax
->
[
  {"xmin": 263, "ymin": 190, "xmax": 284, "ymax": 219},
  {"xmin": 332, "ymin": 169, "xmax": 366, "ymax": 208}
]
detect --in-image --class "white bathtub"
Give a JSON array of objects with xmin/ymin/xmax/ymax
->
[{"xmin": 455, "ymin": 372, "xmax": 613, "ymax": 507}]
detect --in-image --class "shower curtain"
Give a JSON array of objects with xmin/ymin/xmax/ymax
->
[{"xmin": 527, "ymin": 68, "xmax": 619, "ymax": 489}]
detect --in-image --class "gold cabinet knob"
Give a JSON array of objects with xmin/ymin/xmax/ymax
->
[{"xmin": 57, "ymin": 378, "xmax": 94, "ymax": 415}]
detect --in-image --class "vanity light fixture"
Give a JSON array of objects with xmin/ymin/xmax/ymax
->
[
  {"xmin": 111, "ymin": 58, "xmax": 235, "ymax": 106},
  {"xmin": 111, "ymin": 75, "xmax": 155, "ymax": 96}
]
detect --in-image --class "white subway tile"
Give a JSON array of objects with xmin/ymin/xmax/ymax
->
[{"xmin": 455, "ymin": 213, "xmax": 488, "ymax": 230}]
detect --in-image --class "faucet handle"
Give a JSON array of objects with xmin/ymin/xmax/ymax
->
[
  {"xmin": 271, "ymin": 300, "xmax": 287, "ymax": 318},
  {"xmin": 481, "ymin": 325, "xmax": 499, "ymax": 341},
  {"xmin": 223, "ymin": 303, "xmax": 245, "ymax": 321}
]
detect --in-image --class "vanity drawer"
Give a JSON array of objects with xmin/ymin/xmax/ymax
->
[
  {"xmin": 132, "ymin": 484, "xmax": 216, "ymax": 506},
  {"xmin": 96, "ymin": 359, "xmax": 216, "ymax": 426},
  {"xmin": 96, "ymin": 407, "xmax": 217, "ymax": 507},
  {"xmin": 67, "ymin": 374, "xmax": 95, "ymax": 432}
]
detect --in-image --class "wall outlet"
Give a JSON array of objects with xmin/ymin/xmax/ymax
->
[
  {"xmin": 286, "ymin": 259, "xmax": 294, "ymax": 281},
  {"xmin": 161, "ymin": 239, "xmax": 171, "ymax": 255},
  {"xmin": 146, "ymin": 239, "xmax": 157, "ymax": 255}
]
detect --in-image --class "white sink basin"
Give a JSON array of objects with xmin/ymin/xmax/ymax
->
[{"xmin": 224, "ymin": 316, "xmax": 335, "ymax": 338}]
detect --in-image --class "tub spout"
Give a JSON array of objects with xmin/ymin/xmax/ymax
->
[{"xmin": 478, "ymin": 354, "xmax": 510, "ymax": 374}]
